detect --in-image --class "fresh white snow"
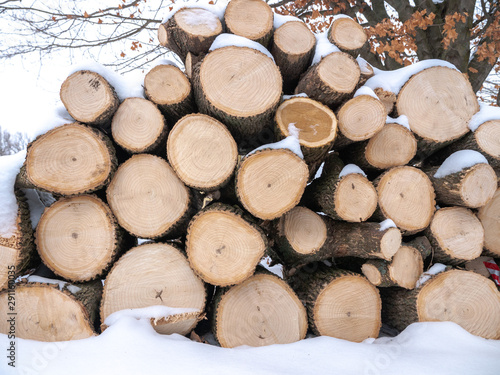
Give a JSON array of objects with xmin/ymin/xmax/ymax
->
[
  {"xmin": 259, "ymin": 256, "xmax": 284, "ymax": 278},
  {"xmin": 247, "ymin": 123, "xmax": 303, "ymax": 159},
  {"xmin": 379, "ymin": 219, "xmax": 397, "ymax": 231},
  {"xmin": 282, "ymin": 93, "xmax": 308, "ymax": 100},
  {"xmin": 0, "ymin": 150, "xmax": 26, "ymax": 237},
  {"xmin": 104, "ymin": 305, "xmax": 199, "ymax": 327},
  {"xmin": 161, "ymin": 0, "xmax": 228, "ymax": 23},
  {"xmin": 273, "ymin": 13, "xmax": 302, "ymax": 29},
  {"xmin": 354, "ymin": 86, "xmax": 380, "ymax": 100},
  {"xmin": 209, "ymin": 33, "xmax": 275, "ymax": 61},
  {"xmin": 468, "ymin": 103, "xmax": 500, "ymax": 132},
  {"xmin": 433, "ymin": 150, "xmax": 489, "ymax": 178},
  {"xmin": 356, "ymin": 56, "xmax": 373, "ymax": 74},
  {"xmin": 386, "ymin": 115, "xmax": 411, "ymax": 130},
  {"xmin": 26, "ymin": 276, "xmax": 82, "ymax": 294},
  {"xmin": 339, "ymin": 164, "xmax": 367, "ymax": 178},
  {"xmin": 313, "ymin": 161, "xmax": 325, "ymax": 180},
  {"xmin": 415, "ymin": 263, "xmax": 448, "ymax": 288},
  {"xmin": 312, "ymin": 32, "xmax": 341, "ymax": 65}
]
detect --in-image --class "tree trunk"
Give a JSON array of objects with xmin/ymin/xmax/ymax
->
[
  {"xmin": 101, "ymin": 243, "xmax": 206, "ymax": 336},
  {"xmin": 167, "ymin": 114, "xmax": 238, "ymax": 191},
  {"xmin": 478, "ymin": 187, "xmax": 500, "ymax": 257},
  {"xmin": 328, "ymin": 17, "xmax": 367, "ymax": 57}
]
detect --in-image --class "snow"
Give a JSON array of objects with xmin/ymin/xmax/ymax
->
[
  {"xmin": 416, "ymin": 263, "xmax": 448, "ymax": 288},
  {"xmin": 354, "ymin": 86, "xmax": 380, "ymax": 100},
  {"xmin": 433, "ymin": 150, "xmax": 489, "ymax": 178},
  {"xmin": 259, "ymin": 256, "xmax": 284, "ymax": 278},
  {"xmin": 150, "ymin": 58, "xmax": 182, "ymax": 70},
  {"xmin": 209, "ymin": 33, "xmax": 275, "ymax": 61},
  {"xmin": 364, "ymin": 59, "xmax": 458, "ymax": 95},
  {"xmin": 283, "ymin": 93, "xmax": 308, "ymax": 100},
  {"xmin": 31, "ymin": 105, "xmax": 75, "ymax": 139},
  {"xmin": 468, "ymin": 103, "xmax": 500, "ymax": 132},
  {"xmin": 313, "ymin": 161, "xmax": 325, "ymax": 180},
  {"xmin": 22, "ymin": 189, "xmax": 46, "ymax": 229},
  {"xmin": 67, "ymin": 61, "xmax": 145, "ymax": 101},
  {"xmin": 386, "ymin": 115, "xmax": 411, "ymax": 130},
  {"xmin": 0, "ymin": 150, "xmax": 26, "ymax": 237},
  {"xmin": 104, "ymin": 306, "xmax": 199, "ymax": 327},
  {"xmin": 432, "ymin": 0, "xmax": 446, "ymax": 3},
  {"xmin": 356, "ymin": 56, "xmax": 372, "ymax": 74},
  {"xmin": 339, "ymin": 164, "xmax": 367, "ymax": 178},
  {"xmin": 175, "ymin": 7, "xmax": 221, "ymax": 32},
  {"xmin": 312, "ymin": 32, "xmax": 341, "ymax": 65},
  {"xmin": 331, "ymin": 14, "xmax": 354, "ymax": 22},
  {"xmin": 273, "ymin": 13, "xmax": 302, "ymax": 29},
  {"xmin": 247, "ymin": 123, "xmax": 304, "ymax": 159},
  {"xmin": 161, "ymin": 0, "xmax": 228, "ymax": 23},
  {"xmin": 379, "ymin": 219, "xmax": 397, "ymax": 231},
  {"xmin": 26, "ymin": 276, "xmax": 82, "ymax": 294}
]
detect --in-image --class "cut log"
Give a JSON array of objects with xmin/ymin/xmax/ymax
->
[
  {"xmin": 303, "ymin": 153, "xmax": 377, "ymax": 222},
  {"xmin": 144, "ymin": 64, "xmax": 196, "ymax": 122},
  {"xmin": 275, "ymin": 97, "xmax": 337, "ymax": 177},
  {"xmin": 106, "ymin": 154, "xmax": 191, "ymax": 239},
  {"xmin": 186, "ymin": 203, "xmax": 267, "ymax": 286},
  {"xmin": 0, "ymin": 279, "xmax": 102, "ymax": 341},
  {"xmin": 356, "ymin": 57, "xmax": 374, "ymax": 88},
  {"xmin": 274, "ymin": 206, "xmax": 402, "ymax": 269},
  {"xmin": 375, "ymin": 166, "xmax": 436, "ymax": 234},
  {"xmin": 290, "ymin": 268, "xmax": 381, "ymax": 342},
  {"xmin": 396, "ymin": 66, "xmax": 479, "ymax": 157},
  {"xmin": 185, "ymin": 52, "xmax": 205, "ymax": 79},
  {"xmin": 111, "ymin": 97, "xmax": 167, "ymax": 154},
  {"xmin": 101, "ymin": 243, "xmax": 206, "ymax": 335},
  {"xmin": 60, "ymin": 70, "xmax": 119, "ymax": 127},
  {"xmin": 235, "ymin": 148, "xmax": 309, "ymax": 220},
  {"xmin": 192, "ymin": 46, "xmax": 282, "ymax": 146},
  {"xmin": 16, "ymin": 123, "xmax": 117, "ymax": 196},
  {"xmin": 35, "ymin": 195, "xmax": 127, "ymax": 282},
  {"xmin": 478, "ymin": 187, "xmax": 500, "ymax": 257},
  {"xmin": 334, "ymin": 95, "xmax": 387, "ymax": 149},
  {"xmin": 327, "ymin": 17, "xmax": 367, "ymax": 57},
  {"xmin": 167, "ymin": 114, "xmax": 238, "ymax": 191},
  {"xmin": 295, "ymin": 52, "xmax": 361, "ymax": 108},
  {"xmin": 270, "ymin": 21, "xmax": 316, "ymax": 93},
  {"xmin": 212, "ymin": 271, "xmax": 307, "ymax": 347},
  {"xmin": 157, "ymin": 7, "xmax": 223, "ymax": 61},
  {"xmin": 0, "ymin": 189, "xmax": 35, "ymax": 291},
  {"xmin": 374, "ymin": 87, "xmax": 396, "ymax": 115},
  {"xmin": 381, "ymin": 270, "xmax": 500, "ymax": 339},
  {"xmin": 224, "ymin": 0, "xmax": 274, "ymax": 46},
  {"xmin": 340, "ymin": 123, "xmax": 417, "ymax": 172}
]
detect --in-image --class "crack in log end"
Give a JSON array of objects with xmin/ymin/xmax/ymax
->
[
  {"xmin": 89, "ymin": 78, "xmax": 101, "ymax": 91},
  {"xmin": 352, "ymin": 183, "xmax": 355, "ymax": 190},
  {"xmin": 155, "ymin": 289, "xmax": 164, "ymax": 302},
  {"xmin": 215, "ymin": 245, "xmax": 226, "ymax": 255}
]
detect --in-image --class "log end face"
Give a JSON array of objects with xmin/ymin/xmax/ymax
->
[
  {"xmin": 283, "ymin": 206, "xmax": 327, "ymax": 255},
  {"xmin": 361, "ymin": 263, "xmax": 382, "ymax": 286},
  {"xmin": 317, "ymin": 52, "xmax": 361, "ymax": 95},
  {"xmin": 390, "ymin": 246, "xmax": 423, "ymax": 289},
  {"xmin": 380, "ymin": 227, "xmax": 402, "ymax": 261},
  {"xmin": 335, "ymin": 174, "xmax": 378, "ymax": 222},
  {"xmin": 328, "ymin": 17, "xmax": 367, "ymax": 52},
  {"xmin": 460, "ymin": 163, "xmax": 497, "ymax": 208},
  {"xmin": 478, "ymin": 188, "xmax": 500, "ymax": 256}
]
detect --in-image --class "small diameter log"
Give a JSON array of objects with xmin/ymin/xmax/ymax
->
[
  {"xmin": 186, "ymin": 203, "xmax": 267, "ymax": 286},
  {"xmin": 111, "ymin": 97, "xmax": 167, "ymax": 154},
  {"xmin": 424, "ymin": 163, "xmax": 497, "ymax": 208},
  {"xmin": 235, "ymin": 148, "xmax": 309, "ymax": 220},
  {"xmin": 0, "ymin": 190, "xmax": 35, "ymax": 291},
  {"xmin": 381, "ymin": 270, "xmax": 500, "ymax": 339},
  {"xmin": 158, "ymin": 7, "xmax": 223, "ymax": 61},
  {"xmin": 185, "ymin": 52, "xmax": 205, "ymax": 79},
  {"xmin": 60, "ymin": 70, "xmax": 119, "ymax": 127},
  {"xmin": 375, "ymin": 166, "xmax": 436, "ymax": 234},
  {"xmin": 106, "ymin": 154, "xmax": 191, "ymax": 239},
  {"xmin": 0, "ymin": 280, "xmax": 102, "ymax": 341},
  {"xmin": 144, "ymin": 64, "xmax": 196, "ymax": 122},
  {"xmin": 340, "ymin": 123, "xmax": 417, "ymax": 172},
  {"xmin": 356, "ymin": 57, "xmax": 374, "ymax": 88},
  {"xmin": 223, "ymin": 0, "xmax": 274, "ymax": 46},
  {"xmin": 167, "ymin": 114, "xmax": 238, "ymax": 191},
  {"xmin": 374, "ymin": 88, "xmax": 396, "ymax": 115},
  {"xmin": 334, "ymin": 95, "xmax": 387, "ymax": 149},
  {"xmin": 290, "ymin": 268, "xmax": 381, "ymax": 342},
  {"xmin": 303, "ymin": 153, "xmax": 377, "ymax": 222},
  {"xmin": 478, "ymin": 187, "xmax": 500, "ymax": 257},
  {"xmin": 35, "ymin": 195, "xmax": 127, "ymax": 282},
  {"xmin": 270, "ymin": 21, "xmax": 316, "ymax": 93},
  {"xmin": 275, "ymin": 97, "xmax": 337, "ymax": 177},
  {"xmin": 101, "ymin": 243, "xmax": 206, "ymax": 335},
  {"xmin": 192, "ymin": 46, "xmax": 282, "ymax": 145},
  {"xmin": 16, "ymin": 123, "xmax": 117, "ymax": 196},
  {"xmin": 212, "ymin": 271, "xmax": 307, "ymax": 347},
  {"xmin": 274, "ymin": 206, "xmax": 402, "ymax": 269},
  {"xmin": 396, "ymin": 66, "xmax": 479, "ymax": 156},
  {"xmin": 295, "ymin": 52, "xmax": 361, "ymax": 109},
  {"xmin": 327, "ymin": 16, "xmax": 367, "ymax": 57}
]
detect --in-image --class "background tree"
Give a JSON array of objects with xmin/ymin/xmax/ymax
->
[{"xmin": 0, "ymin": 126, "xmax": 28, "ymax": 155}]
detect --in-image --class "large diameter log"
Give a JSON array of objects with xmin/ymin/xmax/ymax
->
[
  {"xmin": 381, "ymin": 270, "xmax": 500, "ymax": 339},
  {"xmin": 327, "ymin": 17, "xmax": 367, "ymax": 57},
  {"xmin": 235, "ymin": 149, "xmax": 309, "ymax": 220},
  {"xmin": 295, "ymin": 52, "xmax": 361, "ymax": 108},
  {"xmin": 223, "ymin": 0, "xmax": 274, "ymax": 46},
  {"xmin": 16, "ymin": 123, "xmax": 117, "ymax": 196},
  {"xmin": 101, "ymin": 243, "xmax": 206, "ymax": 335},
  {"xmin": 35, "ymin": 195, "xmax": 127, "ymax": 282},
  {"xmin": 375, "ymin": 166, "xmax": 436, "ymax": 234},
  {"xmin": 396, "ymin": 66, "xmax": 479, "ymax": 156},
  {"xmin": 158, "ymin": 7, "xmax": 223, "ymax": 61},
  {"xmin": 478, "ymin": 187, "xmax": 500, "ymax": 257},
  {"xmin": 144, "ymin": 64, "xmax": 196, "ymax": 122},
  {"xmin": 275, "ymin": 97, "xmax": 337, "ymax": 177},
  {"xmin": 270, "ymin": 21, "xmax": 316, "ymax": 93},
  {"xmin": 186, "ymin": 203, "xmax": 267, "ymax": 286},
  {"xmin": 0, "ymin": 280, "xmax": 102, "ymax": 341},
  {"xmin": 212, "ymin": 271, "xmax": 307, "ymax": 348},
  {"xmin": 111, "ymin": 97, "xmax": 167, "ymax": 154},
  {"xmin": 290, "ymin": 268, "xmax": 381, "ymax": 342},
  {"xmin": 192, "ymin": 46, "xmax": 282, "ymax": 146},
  {"xmin": 60, "ymin": 70, "xmax": 119, "ymax": 127},
  {"xmin": 167, "ymin": 114, "xmax": 238, "ymax": 191},
  {"xmin": 106, "ymin": 154, "xmax": 191, "ymax": 239},
  {"xmin": 303, "ymin": 153, "xmax": 377, "ymax": 222}
]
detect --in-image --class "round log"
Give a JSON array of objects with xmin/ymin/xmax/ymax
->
[
  {"xmin": 356, "ymin": 57, "xmax": 374, "ymax": 88},
  {"xmin": 374, "ymin": 87, "xmax": 396, "ymax": 115},
  {"xmin": 327, "ymin": 17, "xmax": 367, "ymax": 57},
  {"xmin": 478, "ymin": 187, "xmax": 500, "ymax": 257}
]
